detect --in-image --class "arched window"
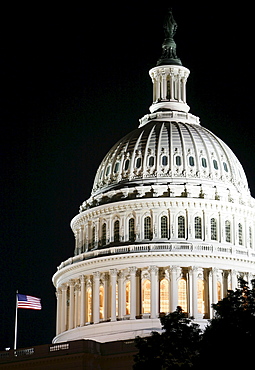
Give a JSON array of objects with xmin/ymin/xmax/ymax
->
[
  {"xmin": 211, "ymin": 218, "xmax": 217, "ymax": 241},
  {"xmin": 197, "ymin": 280, "xmax": 205, "ymax": 315},
  {"xmin": 99, "ymin": 286, "xmax": 104, "ymax": 320},
  {"xmin": 125, "ymin": 281, "xmax": 130, "ymax": 315},
  {"xmin": 144, "ymin": 216, "xmax": 151, "ymax": 240},
  {"xmin": 238, "ymin": 223, "xmax": 243, "ymax": 245},
  {"xmin": 129, "ymin": 218, "xmax": 135, "ymax": 242},
  {"xmin": 86, "ymin": 287, "xmax": 92, "ymax": 323},
  {"xmin": 194, "ymin": 216, "xmax": 202, "ymax": 239},
  {"xmin": 160, "ymin": 279, "xmax": 169, "ymax": 313},
  {"xmin": 223, "ymin": 162, "xmax": 228, "ymax": 172},
  {"xmin": 161, "ymin": 216, "xmax": 168, "ymax": 238},
  {"xmin": 225, "ymin": 220, "xmax": 231, "ymax": 242},
  {"xmin": 106, "ymin": 165, "xmax": 111, "ymax": 177},
  {"xmin": 102, "ymin": 223, "xmax": 106, "ymax": 247},
  {"xmin": 142, "ymin": 280, "xmax": 151, "ymax": 314},
  {"xmin": 178, "ymin": 278, "xmax": 187, "ymax": 313},
  {"xmin": 114, "ymin": 220, "xmax": 120, "ymax": 243},
  {"xmin": 178, "ymin": 216, "xmax": 185, "ymax": 238}
]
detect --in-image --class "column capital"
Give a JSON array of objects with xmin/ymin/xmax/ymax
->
[
  {"xmin": 93, "ymin": 271, "xmax": 100, "ymax": 279},
  {"xmin": 128, "ymin": 266, "xmax": 137, "ymax": 275},
  {"xmin": 110, "ymin": 268, "xmax": 118, "ymax": 277}
]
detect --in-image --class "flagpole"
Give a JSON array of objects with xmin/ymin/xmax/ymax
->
[{"xmin": 14, "ymin": 290, "xmax": 18, "ymax": 350}]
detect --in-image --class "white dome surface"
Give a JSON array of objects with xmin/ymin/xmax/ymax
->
[{"xmin": 92, "ymin": 112, "xmax": 249, "ymax": 198}]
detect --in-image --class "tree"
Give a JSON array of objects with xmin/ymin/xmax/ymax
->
[
  {"xmin": 133, "ymin": 307, "xmax": 202, "ymax": 369},
  {"xmin": 198, "ymin": 278, "xmax": 255, "ymax": 368}
]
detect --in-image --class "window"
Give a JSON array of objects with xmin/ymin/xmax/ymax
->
[
  {"xmin": 106, "ymin": 165, "xmax": 111, "ymax": 176},
  {"xmin": 160, "ymin": 279, "xmax": 169, "ymax": 313},
  {"xmin": 176, "ymin": 155, "xmax": 181, "ymax": 166},
  {"xmin": 125, "ymin": 281, "xmax": 130, "ymax": 315},
  {"xmin": 249, "ymin": 226, "xmax": 252, "ymax": 248},
  {"xmin": 189, "ymin": 156, "xmax": 195, "ymax": 166},
  {"xmin": 238, "ymin": 223, "xmax": 243, "ymax": 245},
  {"xmin": 217, "ymin": 281, "xmax": 221, "ymax": 302},
  {"xmin": 223, "ymin": 162, "xmax": 228, "ymax": 172},
  {"xmin": 114, "ymin": 161, "xmax": 120, "ymax": 174},
  {"xmin": 194, "ymin": 216, "xmax": 202, "ymax": 239},
  {"xmin": 197, "ymin": 280, "xmax": 205, "ymax": 314},
  {"xmin": 211, "ymin": 218, "xmax": 217, "ymax": 241},
  {"xmin": 178, "ymin": 279, "xmax": 187, "ymax": 312},
  {"xmin": 148, "ymin": 156, "xmax": 154, "ymax": 167},
  {"xmin": 99, "ymin": 286, "xmax": 104, "ymax": 320},
  {"xmin": 136, "ymin": 157, "xmax": 142, "ymax": 168},
  {"xmin": 124, "ymin": 159, "xmax": 130, "ymax": 171},
  {"xmin": 129, "ymin": 218, "xmax": 135, "ymax": 242},
  {"xmin": 114, "ymin": 220, "xmax": 120, "ymax": 243},
  {"xmin": 86, "ymin": 287, "xmax": 92, "ymax": 323},
  {"xmin": 102, "ymin": 223, "xmax": 106, "ymax": 246},
  {"xmin": 201, "ymin": 157, "xmax": 207, "ymax": 168},
  {"xmin": 142, "ymin": 280, "xmax": 151, "ymax": 314},
  {"xmin": 225, "ymin": 220, "xmax": 231, "ymax": 242},
  {"xmin": 178, "ymin": 216, "xmax": 185, "ymax": 238},
  {"xmin": 162, "ymin": 155, "xmax": 168, "ymax": 166},
  {"xmin": 213, "ymin": 159, "xmax": 218, "ymax": 170},
  {"xmin": 144, "ymin": 216, "xmax": 151, "ymax": 240},
  {"xmin": 161, "ymin": 216, "xmax": 168, "ymax": 238}
]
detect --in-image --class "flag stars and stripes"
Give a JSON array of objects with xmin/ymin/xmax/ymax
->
[{"xmin": 17, "ymin": 294, "xmax": 42, "ymax": 310}]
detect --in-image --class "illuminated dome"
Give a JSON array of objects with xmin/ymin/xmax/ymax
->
[
  {"xmin": 91, "ymin": 116, "xmax": 249, "ymax": 200},
  {"xmin": 53, "ymin": 10, "xmax": 255, "ymax": 345}
]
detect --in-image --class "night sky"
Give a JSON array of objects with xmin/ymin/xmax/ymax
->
[{"xmin": 1, "ymin": 3, "xmax": 255, "ymax": 350}]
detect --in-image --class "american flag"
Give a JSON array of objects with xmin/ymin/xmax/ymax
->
[{"xmin": 17, "ymin": 294, "xmax": 42, "ymax": 310}]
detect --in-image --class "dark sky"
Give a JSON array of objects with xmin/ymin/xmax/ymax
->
[{"xmin": 1, "ymin": 2, "xmax": 255, "ymax": 350}]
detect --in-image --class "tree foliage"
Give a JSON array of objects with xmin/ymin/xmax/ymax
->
[
  {"xmin": 134, "ymin": 306, "xmax": 201, "ymax": 369},
  {"xmin": 134, "ymin": 279, "xmax": 255, "ymax": 369}
]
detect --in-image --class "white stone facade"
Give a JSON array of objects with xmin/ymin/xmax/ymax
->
[{"xmin": 52, "ymin": 21, "xmax": 255, "ymax": 343}]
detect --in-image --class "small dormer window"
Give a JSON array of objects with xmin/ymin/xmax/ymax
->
[
  {"xmin": 106, "ymin": 165, "xmax": 111, "ymax": 177},
  {"xmin": 148, "ymin": 156, "xmax": 154, "ymax": 167},
  {"xmin": 201, "ymin": 158, "xmax": 207, "ymax": 168},
  {"xmin": 136, "ymin": 157, "xmax": 142, "ymax": 168},
  {"xmin": 223, "ymin": 162, "xmax": 228, "ymax": 172},
  {"xmin": 162, "ymin": 155, "xmax": 168, "ymax": 166},
  {"xmin": 124, "ymin": 159, "xmax": 130, "ymax": 171},
  {"xmin": 189, "ymin": 156, "xmax": 194, "ymax": 166},
  {"xmin": 114, "ymin": 162, "xmax": 120, "ymax": 174},
  {"xmin": 176, "ymin": 155, "xmax": 181, "ymax": 166},
  {"xmin": 213, "ymin": 159, "xmax": 218, "ymax": 170}
]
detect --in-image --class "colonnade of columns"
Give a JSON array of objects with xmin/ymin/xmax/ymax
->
[{"xmin": 55, "ymin": 265, "xmax": 251, "ymax": 336}]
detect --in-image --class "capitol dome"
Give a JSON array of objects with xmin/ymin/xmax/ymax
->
[
  {"xmin": 91, "ymin": 116, "xmax": 249, "ymax": 200},
  {"xmin": 52, "ymin": 10, "xmax": 255, "ymax": 345}
]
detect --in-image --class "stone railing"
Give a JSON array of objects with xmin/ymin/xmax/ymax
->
[{"xmin": 57, "ymin": 243, "xmax": 255, "ymax": 270}]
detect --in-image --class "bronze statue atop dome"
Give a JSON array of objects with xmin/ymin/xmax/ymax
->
[{"xmin": 157, "ymin": 9, "xmax": 182, "ymax": 66}]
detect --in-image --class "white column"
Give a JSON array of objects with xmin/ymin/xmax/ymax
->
[
  {"xmin": 212, "ymin": 268, "xmax": 218, "ymax": 305},
  {"xmin": 93, "ymin": 272, "xmax": 100, "ymax": 324},
  {"xmin": 150, "ymin": 266, "xmax": 159, "ymax": 318},
  {"xmin": 161, "ymin": 71, "xmax": 167, "ymax": 100},
  {"xmin": 80, "ymin": 275, "xmax": 86, "ymax": 327},
  {"xmin": 231, "ymin": 269, "xmax": 238, "ymax": 290},
  {"xmin": 110, "ymin": 269, "xmax": 117, "ymax": 322},
  {"xmin": 190, "ymin": 267, "xmax": 198, "ymax": 319},
  {"xmin": 61, "ymin": 284, "xmax": 67, "ymax": 333},
  {"xmin": 129, "ymin": 267, "xmax": 137, "ymax": 320},
  {"xmin": 56, "ymin": 288, "xmax": 62, "ymax": 335},
  {"xmin": 117, "ymin": 271, "xmax": 124, "ymax": 319},
  {"xmin": 170, "ymin": 266, "xmax": 181, "ymax": 312},
  {"xmin": 68, "ymin": 280, "xmax": 75, "ymax": 330},
  {"xmin": 208, "ymin": 270, "xmax": 213, "ymax": 318}
]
